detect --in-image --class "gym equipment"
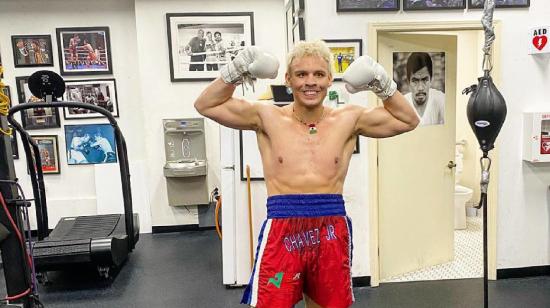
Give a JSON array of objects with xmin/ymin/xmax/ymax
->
[
  {"xmin": 463, "ymin": 1, "xmax": 507, "ymax": 307},
  {"xmin": 7, "ymin": 70, "xmax": 139, "ymax": 281}
]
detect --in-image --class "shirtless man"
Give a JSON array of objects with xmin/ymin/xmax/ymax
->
[{"xmin": 194, "ymin": 41, "xmax": 419, "ymax": 308}]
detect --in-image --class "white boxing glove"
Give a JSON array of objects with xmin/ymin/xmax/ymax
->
[
  {"xmin": 220, "ymin": 46, "xmax": 279, "ymax": 84},
  {"xmin": 342, "ymin": 55, "xmax": 397, "ymax": 100}
]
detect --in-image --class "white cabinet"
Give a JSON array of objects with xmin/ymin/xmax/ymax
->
[{"xmin": 523, "ymin": 112, "xmax": 550, "ymax": 162}]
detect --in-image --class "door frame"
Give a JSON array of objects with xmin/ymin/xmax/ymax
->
[{"xmin": 368, "ymin": 20, "xmax": 501, "ymax": 287}]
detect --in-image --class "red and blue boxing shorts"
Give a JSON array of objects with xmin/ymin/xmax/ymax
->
[{"xmin": 241, "ymin": 194, "xmax": 354, "ymax": 308}]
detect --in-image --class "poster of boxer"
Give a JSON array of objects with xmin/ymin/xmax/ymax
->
[
  {"xmin": 62, "ymin": 79, "xmax": 119, "ymax": 119},
  {"xmin": 469, "ymin": 0, "xmax": 529, "ymax": 8},
  {"xmin": 166, "ymin": 12, "xmax": 254, "ymax": 81},
  {"xmin": 56, "ymin": 27, "xmax": 112, "ymax": 76},
  {"xmin": 337, "ymin": 0, "xmax": 400, "ymax": 11},
  {"xmin": 393, "ymin": 52, "xmax": 446, "ymax": 126},
  {"xmin": 32, "ymin": 135, "xmax": 60, "ymax": 174},
  {"xmin": 64, "ymin": 123, "xmax": 117, "ymax": 165},
  {"xmin": 15, "ymin": 76, "xmax": 61, "ymax": 130},
  {"xmin": 11, "ymin": 35, "xmax": 54, "ymax": 68},
  {"xmin": 323, "ymin": 39, "xmax": 362, "ymax": 81}
]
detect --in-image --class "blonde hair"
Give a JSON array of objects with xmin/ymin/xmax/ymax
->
[{"xmin": 286, "ymin": 40, "xmax": 334, "ymax": 75}]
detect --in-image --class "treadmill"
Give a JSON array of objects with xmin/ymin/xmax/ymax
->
[{"xmin": 7, "ymin": 71, "xmax": 139, "ymax": 280}]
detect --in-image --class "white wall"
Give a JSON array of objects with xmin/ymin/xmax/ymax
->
[
  {"xmin": 0, "ymin": 0, "xmax": 147, "ymax": 229},
  {"xmin": 305, "ymin": 0, "xmax": 550, "ymax": 270}
]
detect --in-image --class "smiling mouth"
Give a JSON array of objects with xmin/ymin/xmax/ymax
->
[{"xmin": 303, "ymin": 90, "xmax": 319, "ymax": 97}]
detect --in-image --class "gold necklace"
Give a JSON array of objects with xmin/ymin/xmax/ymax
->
[{"xmin": 292, "ymin": 106, "xmax": 325, "ymax": 135}]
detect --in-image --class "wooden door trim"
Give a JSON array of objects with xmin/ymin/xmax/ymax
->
[{"xmin": 368, "ymin": 20, "xmax": 501, "ymax": 287}]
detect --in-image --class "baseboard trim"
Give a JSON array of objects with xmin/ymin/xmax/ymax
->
[
  {"xmin": 152, "ymin": 224, "xmax": 216, "ymax": 233},
  {"xmin": 497, "ymin": 265, "xmax": 550, "ymax": 279},
  {"xmin": 352, "ymin": 276, "xmax": 371, "ymax": 287}
]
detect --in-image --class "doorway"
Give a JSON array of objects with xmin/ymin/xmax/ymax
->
[{"xmin": 367, "ymin": 21, "xmax": 501, "ymax": 287}]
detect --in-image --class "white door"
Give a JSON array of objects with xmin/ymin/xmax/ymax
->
[{"xmin": 378, "ymin": 32, "xmax": 457, "ymax": 280}]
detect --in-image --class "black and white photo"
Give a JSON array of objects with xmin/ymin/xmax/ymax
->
[
  {"xmin": 63, "ymin": 79, "xmax": 119, "ymax": 119},
  {"xmin": 16, "ymin": 76, "xmax": 61, "ymax": 130},
  {"xmin": 337, "ymin": 0, "xmax": 400, "ymax": 12},
  {"xmin": 393, "ymin": 52, "xmax": 446, "ymax": 126},
  {"xmin": 166, "ymin": 12, "xmax": 255, "ymax": 81}
]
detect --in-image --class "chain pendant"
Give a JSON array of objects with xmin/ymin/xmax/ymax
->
[{"xmin": 308, "ymin": 124, "xmax": 317, "ymax": 134}]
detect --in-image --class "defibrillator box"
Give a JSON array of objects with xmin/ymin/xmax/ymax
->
[{"xmin": 523, "ymin": 112, "xmax": 550, "ymax": 162}]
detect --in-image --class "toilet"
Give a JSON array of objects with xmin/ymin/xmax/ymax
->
[{"xmin": 454, "ymin": 147, "xmax": 473, "ymax": 230}]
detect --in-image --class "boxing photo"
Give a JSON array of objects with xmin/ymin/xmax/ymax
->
[
  {"xmin": 64, "ymin": 123, "xmax": 117, "ymax": 165},
  {"xmin": 10, "ymin": 35, "xmax": 54, "ymax": 68},
  {"xmin": 393, "ymin": 51, "xmax": 446, "ymax": 126},
  {"xmin": 56, "ymin": 27, "xmax": 112, "ymax": 75},
  {"xmin": 166, "ymin": 12, "xmax": 254, "ymax": 81},
  {"xmin": 62, "ymin": 79, "xmax": 119, "ymax": 119},
  {"xmin": 32, "ymin": 135, "xmax": 60, "ymax": 174},
  {"xmin": 15, "ymin": 76, "xmax": 61, "ymax": 130},
  {"xmin": 323, "ymin": 39, "xmax": 362, "ymax": 80}
]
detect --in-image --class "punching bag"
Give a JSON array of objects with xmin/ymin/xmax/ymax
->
[{"xmin": 465, "ymin": 75, "xmax": 507, "ymax": 152}]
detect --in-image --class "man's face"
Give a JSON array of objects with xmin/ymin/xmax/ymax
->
[
  {"xmin": 285, "ymin": 55, "xmax": 333, "ymax": 108},
  {"xmin": 214, "ymin": 33, "xmax": 221, "ymax": 42},
  {"xmin": 198, "ymin": 30, "xmax": 204, "ymax": 38},
  {"xmin": 206, "ymin": 32, "xmax": 212, "ymax": 40},
  {"xmin": 409, "ymin": 66, "xmax": 431, "ymax": 106}
]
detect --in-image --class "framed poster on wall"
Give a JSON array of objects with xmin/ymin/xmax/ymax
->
[
  {"xmin": 62, "ymin": 79, "xmax": 119, "ymax": 119},
  {"xmin": 56, "ymin": 26, "xmax": 113, "ymax": 76},
  {"xmin": 32, "ymin": 135, "xmax": 61, "ymax": 174},
  {"xmin": 323, "ymin": 39, "xmax": 363, "ymax": 81},
  {"xmin": 11, "ymin": 35, "xmax": 54, "ymax": 68},
  {"xmin": 15, "ymin": 76, "xmax": 61, "ymax": 130},
  {"xmin": 166, "ymin": 12, "xmax": 255, "ymax": 82},
  {"xmin": 337, "ymin": 0, "xmax": 400, "ymax": 12},
  {"xmin": 469, "ymin": 0, "xmax": 529, "ymax": 9},
  {"xmin": 404, "ymin": 0, "xmax": 465, "ymax": 10}
]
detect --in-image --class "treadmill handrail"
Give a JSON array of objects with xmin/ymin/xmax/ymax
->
[{"xmin": 7, "ymin": 101, "xmax": 136, "ymax": 250}]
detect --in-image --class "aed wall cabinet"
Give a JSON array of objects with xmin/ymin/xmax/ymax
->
[{"xmin": 523, "ymin": 112, "xmax": 550, "ymax": 162}]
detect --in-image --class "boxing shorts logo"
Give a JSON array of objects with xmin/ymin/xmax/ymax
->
[{"xmin": 267, "ymin": 272, "xmax": 284, "ymax": 289}]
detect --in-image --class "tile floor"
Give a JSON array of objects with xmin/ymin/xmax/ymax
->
[{"xmin": 382, "ymin": 216, "xmax": 483, "ymax": 282}]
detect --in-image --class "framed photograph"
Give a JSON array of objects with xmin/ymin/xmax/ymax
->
[
  {"xmin": 293, "ymin": 18, "xmax": 306, "ymax": 44},
  {"xmin": 10, "ymin": 126, "xmax": 19, "ymax": 159},
  {"xmin": 404, "ymin": 0, "xmax": 465, "ymax": 10},
  {"xmin": 64, "ymin": 123, "xmax": 117, "ymax": 165},
  {"xmin": 468, "ymin": 0, "xmax": 529, "ymax": 9},
  {"xmin": 62, "ymin": 79, "xmax": 119, "ymax": 119},
  {"xmin": 56, "ymin": 27, "xmax": 113, "ymax": 76},
  {"xmin": 393, "ymin": 51, "xmax": 446, "ymax": 126},
  {"xmin": 0, "ymin": 51, "xmax": 3, "ymax": 78},
  {"xmin": 324, "ymin": 39, "xmax": 363, "ymax": 81},
  {"xmin": 32, "ymin": 135, "xmax": 60, "ymax": 174},
  {"xmin": 166, "ymin": 12, "xmax": 255, "ymax": 82},
  {"xmin": 15, "ymin": 76, "xmax": 61, "ymax": 130},
  {"xmin": 285, "ymin": 1, "xmax": 295, "ymax": 52},
  {"xmin": 11, "ymin": 35, "xmax": 54, "ymax": 68},
  {"xmin": 337, "ymin": 0, "xmax": 400, "ymax": 12}
]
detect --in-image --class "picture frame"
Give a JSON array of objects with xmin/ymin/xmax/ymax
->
[
  {"xmin": 10, "ymin": 126, "xmax": 18, "ymax": 160},
  {"xmin": 324, "ymin": 39, "xmax": 363, "ymax": 81},
  {"xmin": 293, "ymin": 17, "xmax": 306, "ymax": 44},
  {"xmin": 11, "ymin": 35, "xmax": 54, "ymax": 68},
  {"xmin": 56, "ymin": 27, "xmax": 113, "ymax": 76},
  {"xmin": 166, "ymin": 12, "xmax": 255, "ymax": 82},
  {"xmin": 404, "ymin": 0, "xmax": 465, "ymax": 10},
  {"xmin": 32, "ymin": 135, "xmax": 60, "ymax": 174},
  {"xmin": 285, "ymin": 1, "xmax": 295, "ymax": 52},
  {"xmin": 15, "ymin": 76, "xmax": 61, "ymax": 130},
  {"xmin": 337, "ymin": 0, "xmax": 400, "ymax": 12},
  {"xmin": 64, "ymin": 123, "xmax": 117, "ymax": 165},
  {"xmin": 468, "ymin": 0, "xmax": 529, "ymax": 9},
  {"xmin": 0, "ymin": 51, "xmax": 4, "ymax": 78},
  {"xmin": 62, "ymin": 79, "xmax": 119, "ymax": 119}
]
